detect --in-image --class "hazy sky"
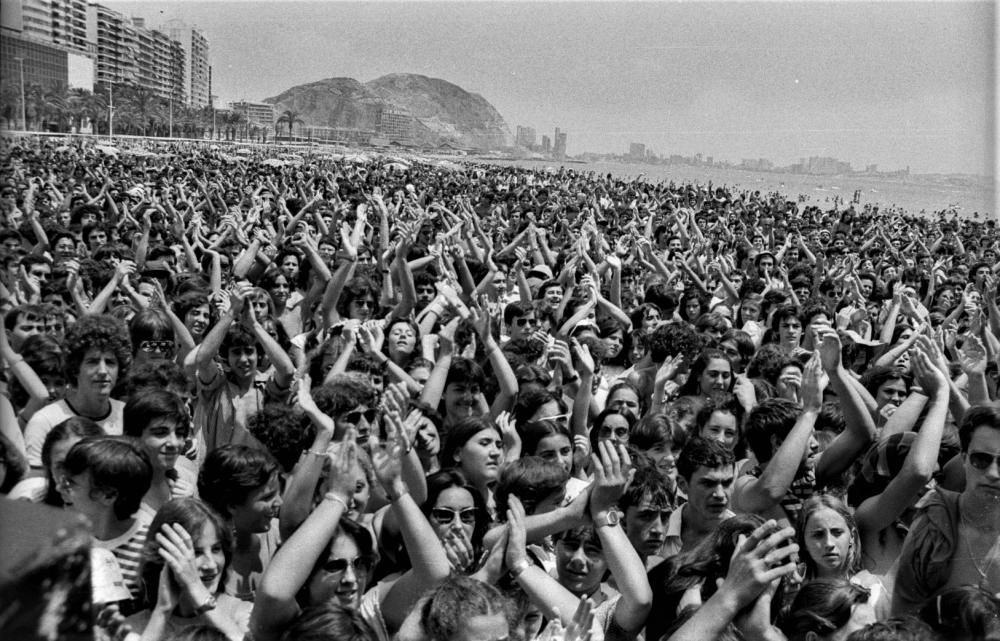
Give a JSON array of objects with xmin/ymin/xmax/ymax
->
[{"xmin": 105, "ymin": 1, "xmax": 996, "ymax": 176}]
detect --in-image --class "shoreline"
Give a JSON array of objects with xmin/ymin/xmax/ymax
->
[{"xmin": 466, "ymin": 156, "xmax": 996, "ymax": 219}]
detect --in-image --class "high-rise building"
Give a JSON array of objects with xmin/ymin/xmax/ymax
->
[
  {"xmin": 628, "ymin": 142, "xmax": 645, "ymax": 161},
  {"xmin": 134, "ymin": 21, "xmax": 184, "ymax": 102},
  {"xmin": 86, "ymin": 5, "xmax": 194, "ymax": 104},
  {"xmin": 160, "ymin": 19, "xmax": 209, "ymax": 108},
  {"xmin": 541, "ymin": 135, "xmax": 551, "ymax": 153},
  {"xmin": 2, "ymin": 0, "xmax": 94, "ymax": 94},
  {"xmin": 515, "ymin": 125, "xmax": 536, "ymax": 148},
  {"xmin": 87, "ymin": 4, "xmax": 138, "ymax": 85},
  {"xmin": 18, "ymin": 0, "xmax": 53, "ymax": 42},
  {"xmin": 49, "ymin": 0, "xmax": 91, "ymax": 54},
  {"xmin": 553, "ymin": 127, "xmax": 567, "ymax": 158}
]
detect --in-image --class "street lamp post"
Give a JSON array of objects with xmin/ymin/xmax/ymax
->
[
  {"xmin": 14, "ymin": 57, "xmax": 26, "ymax": 130},
  {"xmin": 107, "ymin": 83, "xmax": 113, "ymax": 138},
  {"xmin": 169, "ymin": 92, "xmax": 174, "ymax": 138}
]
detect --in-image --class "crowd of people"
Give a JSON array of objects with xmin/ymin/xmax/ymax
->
[{"xmin": 0, "ymin": 134, "xmax": 998, "ymax": 641}]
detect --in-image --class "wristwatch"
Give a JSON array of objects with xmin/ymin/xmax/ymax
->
[
  {"xmin": 195, "ymin": 595, "xmax": 217, "ymax": 615},
  {"xmin": 594, "ymin": 509, "xmax": 621, "ymax": 528}
]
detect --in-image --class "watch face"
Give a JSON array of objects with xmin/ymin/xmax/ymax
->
[{"xmin": 606, "ymin": 510, "xmax": 620, "ymax": 526}]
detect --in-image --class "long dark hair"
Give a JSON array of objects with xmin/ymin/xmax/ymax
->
[
  {"xmin": 678, "ymin": 349, "xmax": 734, "ymax": 397},
  {"xmin": 658, "ymin": 514, "xmax": 766, "ymax": 595},
  {"xmin": 779, "ymin": 578, "xmax": 870, "ymax": 641},
  {"xmin": 138, "ymin": 498, "xmax": 233, "ymax": 608},
  {"xmin": 423, "ymin": 469, "xmax": 490, "ymax": 554}
]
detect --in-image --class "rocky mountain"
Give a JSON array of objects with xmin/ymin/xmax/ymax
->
[{"xmin": 264, "ymin": 73, "xmax": 511, "ymax": 149}]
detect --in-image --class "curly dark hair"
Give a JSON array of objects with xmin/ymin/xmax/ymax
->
[
  {"xmin": 245, "ymin": 403, "xmax": 315, "ymax": 473},
  {"xmin": 63, "ymin": 314, "xmax": 132, "ymax": 382},
  {"xmin": 649, "ymin": 321, "xmax": 704, "ymax": 365}
]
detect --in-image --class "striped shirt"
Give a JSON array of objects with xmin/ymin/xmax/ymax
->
[{"xmin": 93, "ymin": 517, "xmax": 150, "ymax": 601}]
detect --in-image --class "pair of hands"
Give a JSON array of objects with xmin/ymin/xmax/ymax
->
[
  {"xmin": 323, "ymin": 410, "xmax": 409, "ymax": 508},
  {"xmin": 713, "ymin": 520, "xmax": 799, "ymax": 639},
  {"xmin": 775, "ymin": 346, "xmax": 828, "ymax": 411},
  {"xmin": 476, "ymin": 494, "xmax": 601, "ymax": 641},
  {"xmin": 544, "ymin": 337, "xmax": 595, "ymax": 379}
]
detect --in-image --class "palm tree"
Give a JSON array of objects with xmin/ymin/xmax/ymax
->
[
  {"xmin": 66, "ymin": 88, "xmax": 92, "ymax": 133},
  {"xmin": 81, "ymin": 88, "xmax": 108, "ymax": 135},
  {"xmin": 0, "ymin": 82, "xmax": 20, "ymax": 129},
  {"xmin": 118, "ymin": 84, "xmax": 159, "ymax": 136},
  {"xmin": 276, "ymin": 109, "xmax": 303, "ymax": 141}
]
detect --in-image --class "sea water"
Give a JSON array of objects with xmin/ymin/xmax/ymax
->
[{"xmin": 481, "ymin": 158, "xmax": 996, "ymax": 219}]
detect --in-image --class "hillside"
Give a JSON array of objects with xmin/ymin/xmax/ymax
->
[{"xmin": 264, "ymin": 73, "xmax": 511, "ymax": 149}]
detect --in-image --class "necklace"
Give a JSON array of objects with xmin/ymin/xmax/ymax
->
[{"xmin": 960, "ymin": 504, "xmax": 1000, "ymax": 589}]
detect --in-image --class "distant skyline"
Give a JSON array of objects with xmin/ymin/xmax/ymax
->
[{"xmin": 105, "ymin": 1, "xmax": 996, "ymax": 176}]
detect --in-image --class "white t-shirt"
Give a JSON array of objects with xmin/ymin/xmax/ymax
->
[{"xmin": 24, "ymin": 398, "xmax": 125, "ymax": 467}]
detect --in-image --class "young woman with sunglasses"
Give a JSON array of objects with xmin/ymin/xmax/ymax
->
[
  {"xmin": 251, "ymin": 421, "xmax": 451, "ymax": 641},
  {"xmin": 420, "ymin": 470, "xmax": 490, "ymax": 575}
]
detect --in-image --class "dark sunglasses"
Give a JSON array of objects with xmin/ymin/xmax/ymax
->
[
  {"xmin": 353, "ymin": 299, "xmax": 375, "ymax": 308},
  {"xmin": 514, "ymin": 317, "xmax": 538, "ymax": 327},
  {"xmin": 430, "ymin": 507, "xmax": 477, "ymax": 525},
  {"xmin": 322, "ymin": 556, "xmax": 372, "ymax": 574},
  {"xmin": 344, "ymin": 408, "xmax": 378, "ymax": 424},
  {"xmin": 968, "ymin": 451, "xmax": 1000, "ymax": 470},
  {"xmin": 139, "ymin": 340, "xmax": 175, "ymax": 354}
]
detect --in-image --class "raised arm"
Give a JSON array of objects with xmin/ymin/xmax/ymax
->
[
  {"xmin": 418, "ymin": 317, "xmax": 459, "ymax": 411},
  {"xmin": 279, "ymin": 375, "xmax": 335, "ymax": 539},
  {"xmin": 667, "ymin": 520, "xmax": 795, "ymax": 641},
  {"xmin": 372, "ymin": 412, "xmax": 451, "ymax": 633},
  {"xmin": 856, "ymin": 348, "xmax": 948, "ymax": 535},
  {"xmin": 251, "ymin": 436, "xmax": 357, "ymax": 641},
  {"xmin": 184, "ymin": 287, "xmax": 242, "ymax": 382},
  {"xmin": 500, "ymin": 496, "xmax": 582, "ymax": 625},
  {"xmin": 814, "ymin": 331, "xmax": 877, "ymax": 486},
  {"xmin": 469, "ymin": 305, "xmax": 518, "ymax": 417},
  {"xmin": 320, "ymin": 221, "xmax": 360, "ymax": 328},
  {"xmin": 85, "ymin": 260, "xmax": 135, "ymax": 316},
  {"xmin": 591, "ymin": 442, "xmax": 652, "ymax": 631},
  {"xmin": 734, "ymin": 353, "xmax": 825, "ymax": 516}
]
